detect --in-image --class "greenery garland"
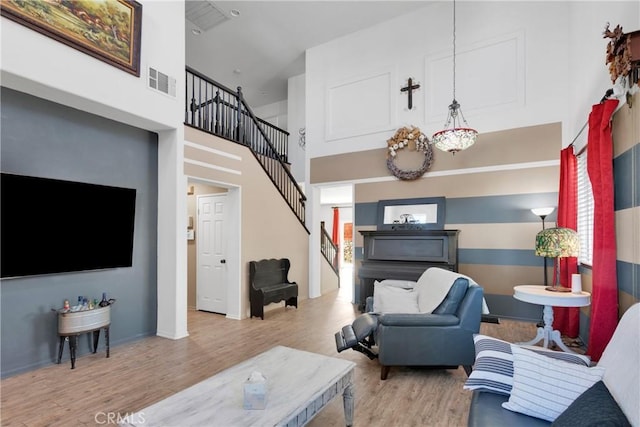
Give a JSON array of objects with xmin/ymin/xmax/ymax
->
[{"xmin": 386, "ymin": 126, "xmax": 434, "ymax": 181}]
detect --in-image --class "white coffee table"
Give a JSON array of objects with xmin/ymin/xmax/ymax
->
[
  {"xmin": 513, "ymin": 285, "xmax": 591, "ymax": 354},
  {"xmin": 120, "ymin": 345, "xmax": 356, "ymax": 427}
]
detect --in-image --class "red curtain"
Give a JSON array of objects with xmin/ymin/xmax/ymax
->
[
  {"xmin": 586, "ymin": 99, "xmax": 619, "ymax": 361},
  {"xmin": 332, "ymin": 207, "xmax": 339, "ymax": 245},
  {"xmin": 553, "ymin": 147, "xmax": 579, "ymax": 337}
]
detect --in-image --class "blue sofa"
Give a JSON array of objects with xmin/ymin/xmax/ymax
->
[{"xmin": 467, "ymin": 303, "xmax": 639, "ymax": 426}]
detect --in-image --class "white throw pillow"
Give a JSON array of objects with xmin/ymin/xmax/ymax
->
[
  {"xmin": 502, "ymin": 345, "xmax": 606, "ymax": 422},
  {"xmin": 372, "ymin": 283, "xmax": 419, "ymax": 314},
  {"xmin": 463, "ymin": 335, "xmax": 591, "ymax": 395}
]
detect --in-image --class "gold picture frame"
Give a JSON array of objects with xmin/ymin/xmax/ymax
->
[{"xmin": 1, "ymin": 0, "xmax": 142, "ymax": 76}]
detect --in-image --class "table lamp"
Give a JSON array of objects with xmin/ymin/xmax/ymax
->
[{"xmin": 535, "ymin": 227, "xmax": 580, "ymax": 292}]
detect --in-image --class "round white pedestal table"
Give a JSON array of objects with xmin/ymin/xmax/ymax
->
[{"xmin": 513, "ymin": 285, "xmax": 590, "ymax": 354}]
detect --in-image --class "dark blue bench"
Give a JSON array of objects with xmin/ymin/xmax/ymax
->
[{"xmin": 249, "ymin": 258, "xmax": 298, "ymax": 319}]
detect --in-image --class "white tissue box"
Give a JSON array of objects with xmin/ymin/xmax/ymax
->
[{"xmin": 243, "ymin": 373, "xmax": 267, "ymax": 410}]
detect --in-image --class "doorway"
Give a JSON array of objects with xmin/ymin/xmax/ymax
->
[
  {"xmin": 187, "ymin": 180, "xmax": 242, "ymax": 319},
  {"xmin": 317, "ymin": 184, "xmax": 354, "ymax": 302},
  {"xmin": 339, "ymin": 221, "xmax": 354, "ymax": 301},
  {"xmin": 196, "ymin": 193, "xmax": 227, "ymax": 314}
]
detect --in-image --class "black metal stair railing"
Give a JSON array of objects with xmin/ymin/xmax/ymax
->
[
  {"xmin": 320, "ymin": 221, "xmax": 340, "ymax": 279},
  {"xmin": 185, "ymin": 67, "xmax": 307, "ymax": 232}
]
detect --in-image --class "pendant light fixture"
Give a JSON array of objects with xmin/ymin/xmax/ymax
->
[{"xmin": 432, "ymin": 0, "xmax": 478, "ymax": 154}]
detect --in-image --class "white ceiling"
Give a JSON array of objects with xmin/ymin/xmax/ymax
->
[{"xmin": 185, "ymin": 1, "xmax": 434, "ymax": 108}]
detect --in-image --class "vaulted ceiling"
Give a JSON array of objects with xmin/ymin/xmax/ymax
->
[{"xmin": 185, "ymin": 1, "xmax": 434, "ymax": 108}]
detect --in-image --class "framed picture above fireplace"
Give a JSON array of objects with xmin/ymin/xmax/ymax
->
[
  {"xmin": 1, "ymin": 0, "xmax": 142, "ymax": 76},
  {"xmin": 377, "ymin": 197, "xmax": 445, "ymax": 230}
]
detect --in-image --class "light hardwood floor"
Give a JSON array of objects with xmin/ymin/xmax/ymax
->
[{"xmin": 1, "ymin": 288, "xmax": 543, "ymax": 427}]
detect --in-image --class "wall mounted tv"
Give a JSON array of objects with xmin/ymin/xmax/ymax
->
[{"xmin": 1, "ymin": 173, "xmax": 137, "ymax": 279}]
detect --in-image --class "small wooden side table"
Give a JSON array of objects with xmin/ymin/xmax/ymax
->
[
  {"xmin": 513, "ymin": 285, "xmax": 590, "ymax": 354},
  {"xmin": 57, "ymin": 305, "xmax": 111, "ymax": 369}
]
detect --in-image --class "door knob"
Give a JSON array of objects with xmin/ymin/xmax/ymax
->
[{"xmin": 220, "ymin": 259, "xmax": 226, "ymax": 264}]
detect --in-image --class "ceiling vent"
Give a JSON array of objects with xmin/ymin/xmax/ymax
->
[
  {"xmin": 185, "ymin": 0, "xmax": 230, "ymax": 33},
  {"xmin": 148, "ymin": 67, "xmax": 176, "ymax": 98}
]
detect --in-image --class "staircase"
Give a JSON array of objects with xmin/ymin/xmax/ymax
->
[
  {"xmin": 320, "ymin": 221, "xmax": 340, "ymax": 282},
  {"xmin": 185, "ymin": 67, "xmax": 307, "ymax": 232}
]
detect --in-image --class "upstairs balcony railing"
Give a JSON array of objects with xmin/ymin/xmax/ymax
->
[{"xmin": 185, "ymin": 67, "xmax": 306, "ymax": 231}]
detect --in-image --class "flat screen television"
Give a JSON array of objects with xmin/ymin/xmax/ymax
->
[{"xmin": 1, "ymin": 173, "xmax": 136, "ymax": 278}]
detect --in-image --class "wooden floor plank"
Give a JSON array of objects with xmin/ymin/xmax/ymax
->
[{"xmin": 2, "ymin": 288, "xmax": 545, "ymax": 426}]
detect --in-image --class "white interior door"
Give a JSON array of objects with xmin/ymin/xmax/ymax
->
[{"xmin": 196, "ymin": 194, "xmax": 227, "ymax": 314}]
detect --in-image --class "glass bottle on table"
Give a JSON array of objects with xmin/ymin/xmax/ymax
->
[{"xmin": 99, "ymin": 292, "xmax": 110, "ymax": 307}]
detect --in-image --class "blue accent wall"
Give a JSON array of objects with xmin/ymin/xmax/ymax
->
[
  {"xmin": 445, "ymin": 193, "xmax": 558, "ymax": 223},
  {"xmin": 354, "ymin": 202, "xmax": 378, "ymax": 226},
  {"xmin": 355, "ymin": 192, "xmax": 557, "ymax": 270},
  {"xmin": 617, "ymin": 260, "xmax": 640, "ymax": 299},
  {"xmin": 0, "ymin": 88, "xmax": 159, "ymax": 377},
  {"xmin": 459, "ymin": 249, "xmax": 540, "ymax": 266},
  {"xmin": 613, "ymin": 142, "xmax": 640, "ymax": 306},
  {"xmin": 356, "ymin": 193, "xmax": 559, "ymax": 226},
  {"xmin": 613, "ymin": 146, "xmax": 639, "ymax": 211}
]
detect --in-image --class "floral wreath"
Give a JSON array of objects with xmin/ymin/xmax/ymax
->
[
  {"xmin": 386, "ymin": 125, "xmax": 433, "ymax": 180},
  {"xmin": 603, "ymin": 23, "xmax": 635, "ymax": 85}
]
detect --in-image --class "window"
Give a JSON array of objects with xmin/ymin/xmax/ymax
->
[{"xmin": 576, "ymin": 149, "xmax": 593, "ymax": 265}]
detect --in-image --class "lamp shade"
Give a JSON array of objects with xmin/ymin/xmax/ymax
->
[
  {"xmin": 531, "ymin": 207, "xmax": 555, "ymax": 217},
  {"xmin": 432, "ymin": 127, "xmax": 478, "ymax": 153},
  {"xmin": 535, "ymin": 227, "xmax": 580, "ymax": 258}
]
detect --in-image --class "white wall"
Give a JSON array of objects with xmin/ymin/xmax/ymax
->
[
  {"xmin": 305, "ymin": 1, "xmax": 639, "ymax": 159},
  {"xmin": 288, "ymin": 73, "xmax": 306, "ymax": 183},
  {"xmin": 567, "ymin": 1, "xmax": 640, "ymax": 151},
  {"xmin": 253, "ymin": 100, "xmax": 288, "ymax": 130},
  {"xmin": 1, "ymin": 1, "xmax": 184, "ymax": 132}
]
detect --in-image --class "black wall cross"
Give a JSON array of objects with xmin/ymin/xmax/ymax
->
[{"xmin": 400, "ymin": 77, "xmax": 421, "ymax": 110}]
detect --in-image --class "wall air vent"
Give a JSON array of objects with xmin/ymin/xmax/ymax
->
[
  {"xmin": 148, "ymin": 67, "xmax": 176, "ymax": 98},
  {"xmin": 185, "ymin": 0, "xmax": 230, "ymax": 33}
]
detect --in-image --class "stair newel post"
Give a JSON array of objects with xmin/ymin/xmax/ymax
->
[{"xmin": 236, "ymin": 86, "xmax": 245, "ymax": 144}]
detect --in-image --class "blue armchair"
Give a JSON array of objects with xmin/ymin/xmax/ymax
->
[
  {"xmin": 375, "ymin": 283, "xmax": 484, "ymax": 379},
  {"xmin": 336, "ymin": 270, "xmax": 485, "ymax": 380}
]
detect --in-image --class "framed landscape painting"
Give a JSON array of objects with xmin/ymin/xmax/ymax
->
[{"xmin": 1, "ymin": 0, "xmax": 142, "ymax": 76}]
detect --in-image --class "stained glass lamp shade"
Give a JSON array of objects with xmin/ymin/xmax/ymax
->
[
  {"xmin": 535, "ymin": 227, "xmax": 580, "ymax": 292},
  {"xmin": 432, "ymin": 101, "xmax": 478, "ymax": 154}
]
